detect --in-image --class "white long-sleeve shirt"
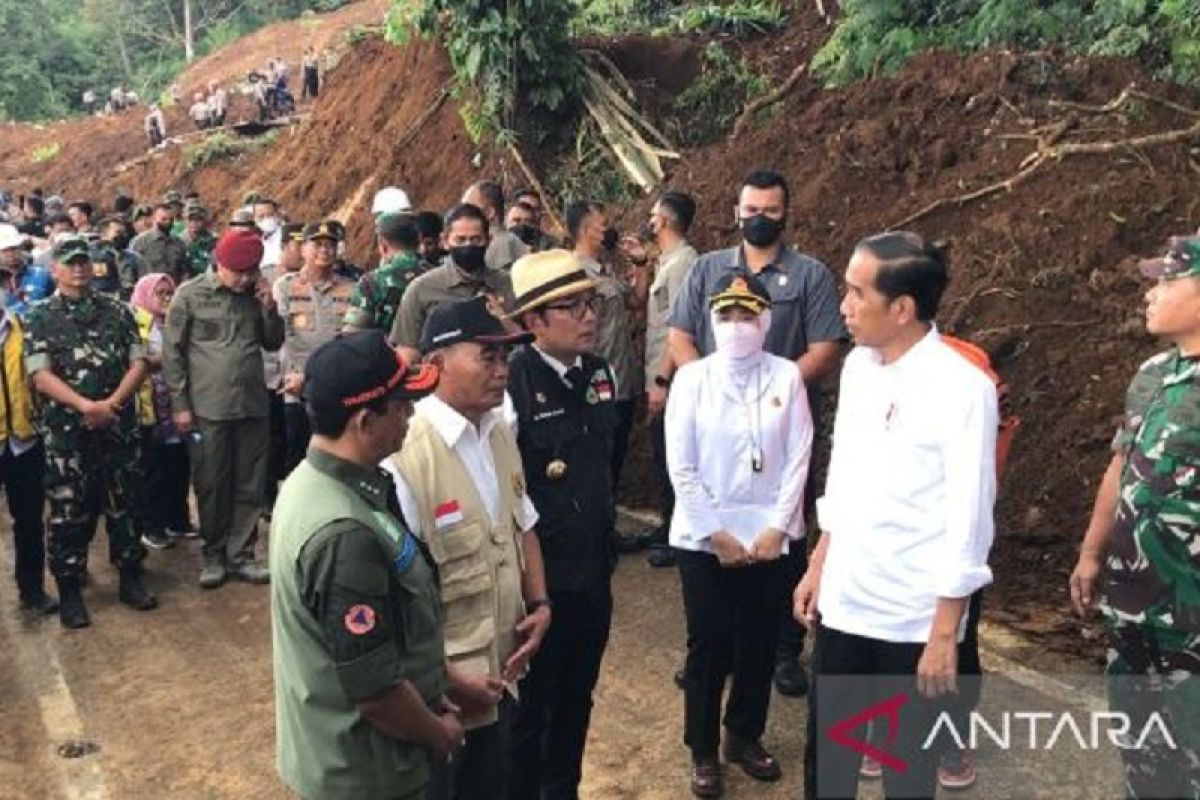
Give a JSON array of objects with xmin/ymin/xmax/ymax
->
[
  {"xmin": 817, "ymin": 327, "xmax": 997, "ymax": 643},
  {"xmin": 665, "ymin": 352, "xmax": 812, "ymax": 554}
]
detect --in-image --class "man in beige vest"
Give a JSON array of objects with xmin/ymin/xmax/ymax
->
[{"xmin": 385, "ymin": 296, "xmax": 552, "ymax": 800}]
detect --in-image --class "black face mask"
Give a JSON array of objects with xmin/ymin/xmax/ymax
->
[
  {"xmin": 602, "ymin": 227, "xmax": 619, "ymax": 252},
  {"xmin": 741, "ymin": 214, "xmax": 784, "ymax": 248},
  {"xmin": 639, "ymin": 223, "xmax": 656, "ymax": 242},
  {"xmin": 112, "ymin": 232, "xmax": 130, "ymax": 250},
  {"xmin": 510, "ymin": 224, "xmax": 538, "ymax": 246},
  {"xmin": 450, "ymin": 244, "xmax": 487, "ymax": 273},
  {"xmin": 156, "ymin": 221, "xmax": 173, "ymax": 234}
]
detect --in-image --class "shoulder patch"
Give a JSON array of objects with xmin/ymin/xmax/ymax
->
[{"xmin": 343, "ymin": 604, "xmax": 377, "ymax": 635}]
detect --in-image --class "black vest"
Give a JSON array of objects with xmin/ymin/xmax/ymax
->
[{"xmin": 508, "ymin": 347, "xmax": 617, "ymax": 596}]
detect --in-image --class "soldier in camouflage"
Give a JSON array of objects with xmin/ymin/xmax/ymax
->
[
  {"xmin": 91, "ymin": 216, "xmax": 143, "ymax": 299},
  {"xmin": 1071, "ymin": 235, "xmax": 1200, "ymax": 799},
  {"xmin": 181, "ymin": 203, "xmax": 216, "ymax": 278},
  {"xmin": 343, "ymin": 212, "xmax": 423, "ymax": 335},
  {"xmin": 23, "ymin": 236, "xmax": 157, "ymax": 629}
]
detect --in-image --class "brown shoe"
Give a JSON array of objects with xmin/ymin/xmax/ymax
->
[
  {"xmin": 723, "ymin": 735, "xmax": 782, "ymax": 782},
  {"xmin": 690, "ymin": 756, "xmax": 723, "ymax": 798}
]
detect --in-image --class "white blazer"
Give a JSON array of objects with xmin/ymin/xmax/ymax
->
[{"xmin": 665, "ymin": 352, "xmax": 813, "ymax": 555}]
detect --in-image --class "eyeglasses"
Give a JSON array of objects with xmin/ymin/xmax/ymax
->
[{"xmin": 544, "ymin": 294, "xmax": 598, "ymax": 320}]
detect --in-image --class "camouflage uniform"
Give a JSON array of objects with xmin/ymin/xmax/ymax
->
[
  {"xmin": 23, "ymin": 290, "xmax": 147, "ymax": 580},
  {"xmin": 1102, "ymin": 348, "xmax": 1200, "ymax": 799},
  {"xmin": 342, "ymin": 251, "xmax": 422, "ymax": 333},
  {"xmin": 89, "ymin": 240, "xmax": 142, "ymax": 299},
  {"xmin": 182, "ymin": 230, "xmax": 216, "ymax": 278}
]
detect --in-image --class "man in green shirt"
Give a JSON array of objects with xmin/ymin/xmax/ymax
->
[
  {"xmin": 164, "ymin": 229, "xmax": 285, "ymax": 588},
  {"xmin": 181, "ymin": 203, "xmax": 216, "ymax": 278},
  {"xmin": 343, "ymin": 213, "xmax": 424, "ymax": 335},
  {"xmin": 271, "ymin": 330, "xmax": 497, "ymax": 800}
]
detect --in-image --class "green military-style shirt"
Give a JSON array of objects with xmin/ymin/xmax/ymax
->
[
  {"xmin": 22, "ymin": 290, "xmax": 145, "ymax": 439},
  {"xmin": 343, "ymin": 252, "xmax": 423, "ymax": 334},
  {"xmin": 389, "ymin": 262, "xmax": 515, "ymax": 350},
  {"xmin": 271, "ymin": 447, "xmax": 447, "ymax": 800},
  {"xmin": 131, "ymin": 227, "xmax": 189, "ymax": 284},
  {"xmin": 1103, "ymin": 348, "xmax": 1200, "ymax": 633},
  {"xmin": 181, "ymin": 230, "xmax": 216, "ymax": 278},
  {"xmin": 163, "ymin": 270, "xmax": 285, "ymax": 420}
]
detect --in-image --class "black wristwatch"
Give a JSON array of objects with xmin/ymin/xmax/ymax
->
[
  {"xmin": 527, "ymin": 597, "xmax": 552, "ymax": 612},
  {"xmin": 653, "ymin": 374, "xmax": 670, "ymax": 389}
]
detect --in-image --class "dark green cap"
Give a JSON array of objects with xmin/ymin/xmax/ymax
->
[{"xmin": 53, "ymin": 236, "xmax": 91, "ymax": 262}]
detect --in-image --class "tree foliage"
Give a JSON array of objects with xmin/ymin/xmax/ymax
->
[
  {"xmin": 813, "ymin": 0, "xmax": 1200, "ymax": 87},
  {"xmin": 0, "ymin": 0, "xmax": 347, "ymax": 122}
]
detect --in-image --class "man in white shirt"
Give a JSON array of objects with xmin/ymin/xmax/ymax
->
[
  {"xmin": 385, "ymin": 296, "xmax": 551, "ymax": 800},
  {"xmin": 794, "ymin": 231, "xmax": 997, "ymax": 800},
  {"xmin": 254, "ymin": 198, "xmax": 284, "ymax": 270}
]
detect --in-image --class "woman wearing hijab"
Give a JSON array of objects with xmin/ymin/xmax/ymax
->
[
  {"xmin": 131, "ymin": 273, "xmax": 195, "ymax": 550},
  {"xmin": 665, "ymin": 271, "xmax": 813, "ymax": 798}
]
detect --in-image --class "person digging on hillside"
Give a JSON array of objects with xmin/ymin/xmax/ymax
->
[
  {"xmin": 462, "ymin": 181, "xmax": 529, "ymax": 272},
  {"xmin": 1070, "ymin": 234, "xmax": 1200, "ymax": 800},
  {"xmin": 302, "ymin": 46, "xmax": 320, "ymax": 100},
  {"xmin": 506, "ymin": 249, "xmax": 618, "ymax": 800},
  {"xmin": 386, "ymin": 297, "xmax": 550, "ymax": 800},
  {"xmin": 390, "ymin": 204, "xmax": 517, "ymax": 365},
  {"xmin": 344, "ymin": 213, "xmax": 424, "ymax": 335},
  {"xmin": 165, "ymin": 228, "xmax": 284, "ymax": 589},
  {"xmin": 250, "ymin": 72, "xmax": 271, "ymax": 122},
  {"xmin": 275, "ymin": 221, "xmax": 356, "ymax": 474},
  {"xmin": 132, "ymin": 203, "xmax": 188, "ymax": 285},
  {"xmin": 619, "ymin": 190, "xmax": 699, "ymax": 569},
  {"xmin": 189, "ymin": 92, "xmax": 212, "ymax": 131},
  {"xmin": 565, "ymin": 199, "xmax": 650, "ymax": 550},
  {"xmin": 669, "ymin": 169, "xmax": 848, "ymax": 699},
  {"xmin": 144, "ymin": 104, "xmax": 167, "ymax": 149},
  {"xmin": 181, "ymin": 203, "xmax": 216, "ymax": 278},
  {"xmin": 25, "ymin": 236, "xmax": 156, "ymax": 629},
  {"xmin": 207, "ymin": 80, "xmax": 227, "ymax": 127}
]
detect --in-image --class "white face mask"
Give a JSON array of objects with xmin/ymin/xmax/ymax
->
[
  {"xmin": 713, "ymin": 318, "xmax": 765, "ymax": 359},
  {"xmin": 258, "ymin": 217, "xmax": 280, "ymax": 236}
]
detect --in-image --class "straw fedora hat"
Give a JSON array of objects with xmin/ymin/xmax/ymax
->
[{"xmin": 508, "ymin": 249, "xmax": 598, "ymax": 317}]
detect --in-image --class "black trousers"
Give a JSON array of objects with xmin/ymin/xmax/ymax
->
[
  {"xmin": 676, "ymin": 548, "xmax": 789, "ymax": 758},
  {"xmin": 428, "ymin": 696, "xmax": 514, "ymax": 800},
  {"xmin": 649, "ymin": 413, "xmax": 674, "ymax": 533},
  {"xmin": 1, "ymin": 444, "xmax": 47, "ymax": 601},
  {"xmin": 265, "ymin": 393, "xmax": 286, "ymax": 508},
  {"xmin": 138, "ymin": 431, "xmax": 191, "ymax": 533},
  {"xmin": 804, "ymin": 625, "xmax": 941, "ymax": 800},
  {"xmin": 609, "ymin": 398, "xmax": 635, "ymax": 491},
  {"xmin": 509, "ymin": 589, "xmax": 612, "ymax": 800},
  {"xmin": 283, "ymin": 402, "xmax": 311, "ymax": 477},
  {"xmin": 302, "ymin": 67, "xmax": 319, "ymax": 98},
  {"xmin": 776, "ymin": 544, "xmax": 810, "ymax": 662}
]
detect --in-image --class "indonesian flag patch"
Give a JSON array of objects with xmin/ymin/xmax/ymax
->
[
  {"xmin": 595, "ymin": 381, "xmax": 614, "ymax": 402},
  {"xmin": 434, "ymin": 500, "xmax": 464, "ymax": 529}
]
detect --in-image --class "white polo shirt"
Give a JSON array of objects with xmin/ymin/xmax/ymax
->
[{"xmin": 817, "ymin": 328, "xmax": 998, "ymax": 643}]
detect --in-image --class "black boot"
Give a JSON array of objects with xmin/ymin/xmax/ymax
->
[
  {"xmin": 118, "ymin": 566, "xmax": 158, "ymax": 611},
  {"xmin": 57, "ymin": 578, "xmax": 91, "ymax": 629}
]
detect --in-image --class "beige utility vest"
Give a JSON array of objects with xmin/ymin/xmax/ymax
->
[{"xmin": 392, "ymin": 414, "xmax": 528, "ymax": 729}]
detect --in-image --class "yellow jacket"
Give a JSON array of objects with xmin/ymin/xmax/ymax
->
[
  {"xmin": 135, "ymin": 307, "xmax": 158, "ymax": 427},
  {"xmin": 0, "ymin": 314, "xmax": 36, "ymax": 443}
]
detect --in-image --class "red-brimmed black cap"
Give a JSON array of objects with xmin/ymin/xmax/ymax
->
[{"xmin": 305, "ymin": 330, "xmax": 438, "ymax": 410}]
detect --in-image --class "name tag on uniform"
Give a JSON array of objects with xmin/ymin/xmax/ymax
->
[{"xmin": 434, "ymin": 500, "xmax": 464, "ymax": 530}]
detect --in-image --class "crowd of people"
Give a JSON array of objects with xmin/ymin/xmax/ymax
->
[{"xmin": 0, "ymin": 167, "xmax": 1196, "ymax": 800}]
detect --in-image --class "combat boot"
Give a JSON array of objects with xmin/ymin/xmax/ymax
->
[
  {"xmin": 118, "ymin": 566, "xmax": 158, "ymax": 611},
  {"xmin": 56, "ymin": 577, "xmax": 91, "ymax": 629}
]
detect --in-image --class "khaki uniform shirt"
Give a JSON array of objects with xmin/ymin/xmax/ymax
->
[
  {"xmin": 163, "ymin": 271, "xmax": 285, "ymax": 420},
  {"xmin": 389, "ymin": 263, "xmax": 515, "ymax": 351},
  {"xmin": 644, "ymin": 240, "xmax": 698, "ymax": 391},
  {"xmin": 274, "ymin": 269, "xmax": 355, "ymax": 404},
  {"xmin": 486, "ymin": 229, "xmax": 529, "ymax": 272}
]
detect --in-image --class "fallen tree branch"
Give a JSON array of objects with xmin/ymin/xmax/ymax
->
[
  {"xmin": 970, "ymin": 318, "xmax": 1101, "ymax": 338},
  {"xmin": 893, "ymin": 116, "xmax": 1200, "ymax": 228},
  {"xmin": 731, "ymin": 62, "xmax": 807, "ymax": 140},
  {"xmin": 1048, "ymin": 87, "xmax": 1200, "ymax": 120},
  {"xmin": 393, "ymin": 82, "xmax": 452, "ymax": 151}
]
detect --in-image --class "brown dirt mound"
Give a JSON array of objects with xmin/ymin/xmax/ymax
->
[{"xmin": 632, "ymin": 47, "xmax": 1200, "ymax": 661}]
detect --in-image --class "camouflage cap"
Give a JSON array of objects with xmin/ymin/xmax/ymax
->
[
  {"xmin": 163, "ymin": 189, "xmax": 183, "ymax": 205},
  {"xmin": 52, "ymin": 235, "xmax": 91, "ymax": 263},
  {"xmin": 1138, "ymin": 236, "xmax": 1200, "ymax": 281},
  {"xmin": 185, "ymin": 203, "xmax": 209, "ymax": 220}
]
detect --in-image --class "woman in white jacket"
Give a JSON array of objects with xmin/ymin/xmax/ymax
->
[{"xmin": 666, "ymin": 271, "xmax": 813, "ymax": 798}]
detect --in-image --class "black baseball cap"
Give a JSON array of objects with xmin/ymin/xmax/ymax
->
[
  {"xmin": 282, "ymin": 222, "xmax": 305, "ymax": 243},
  {"xmin": 420, "ymin": 296, "xmax": 534, "ymax": 355},
  {"xmin": 305, "ymin": 330, "xmax": 439, "ymax": 411},
  {"xmin": 303, "ymin": 220, "xmax": 338, "ymax": 242}
]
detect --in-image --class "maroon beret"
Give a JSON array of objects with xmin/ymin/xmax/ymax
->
[{"xmin": 214, "ymin": 228, "xmax": 264, "ymax": 272}]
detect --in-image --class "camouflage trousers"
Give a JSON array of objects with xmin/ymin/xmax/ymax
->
[
  {"xmin": 43, "ymin": 423, "xmax": 145, "ymax": 580},
  {"xmin": 1107, "ymin": 625, "xmax": 1200, "ymax": 799}
]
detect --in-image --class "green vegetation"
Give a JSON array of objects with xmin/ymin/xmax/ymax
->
[
  {"xmin": 813, "ymin": 0, "xmax": 1200, "ymax": 87},
  {"xmin": 387, "ymin": 0, "xmax": 582, "ymax": 144},
  {"xmin": 670, "ymin": 42, "xmax": 768, "ymax": 146},
  {"xmin": 571, "ymin": 0, "xmax": 785, "ymax": 37},
  {"xmin": 30, "ymin": 143, "xmax": 61, "ymax": 164},
  {"xmin": 0, "ymin": 0, "xmax": 347, "ymax": 123},
  {"xmin": 184, "ymin": 131, "xmax": 278, "ymax": 170}
]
